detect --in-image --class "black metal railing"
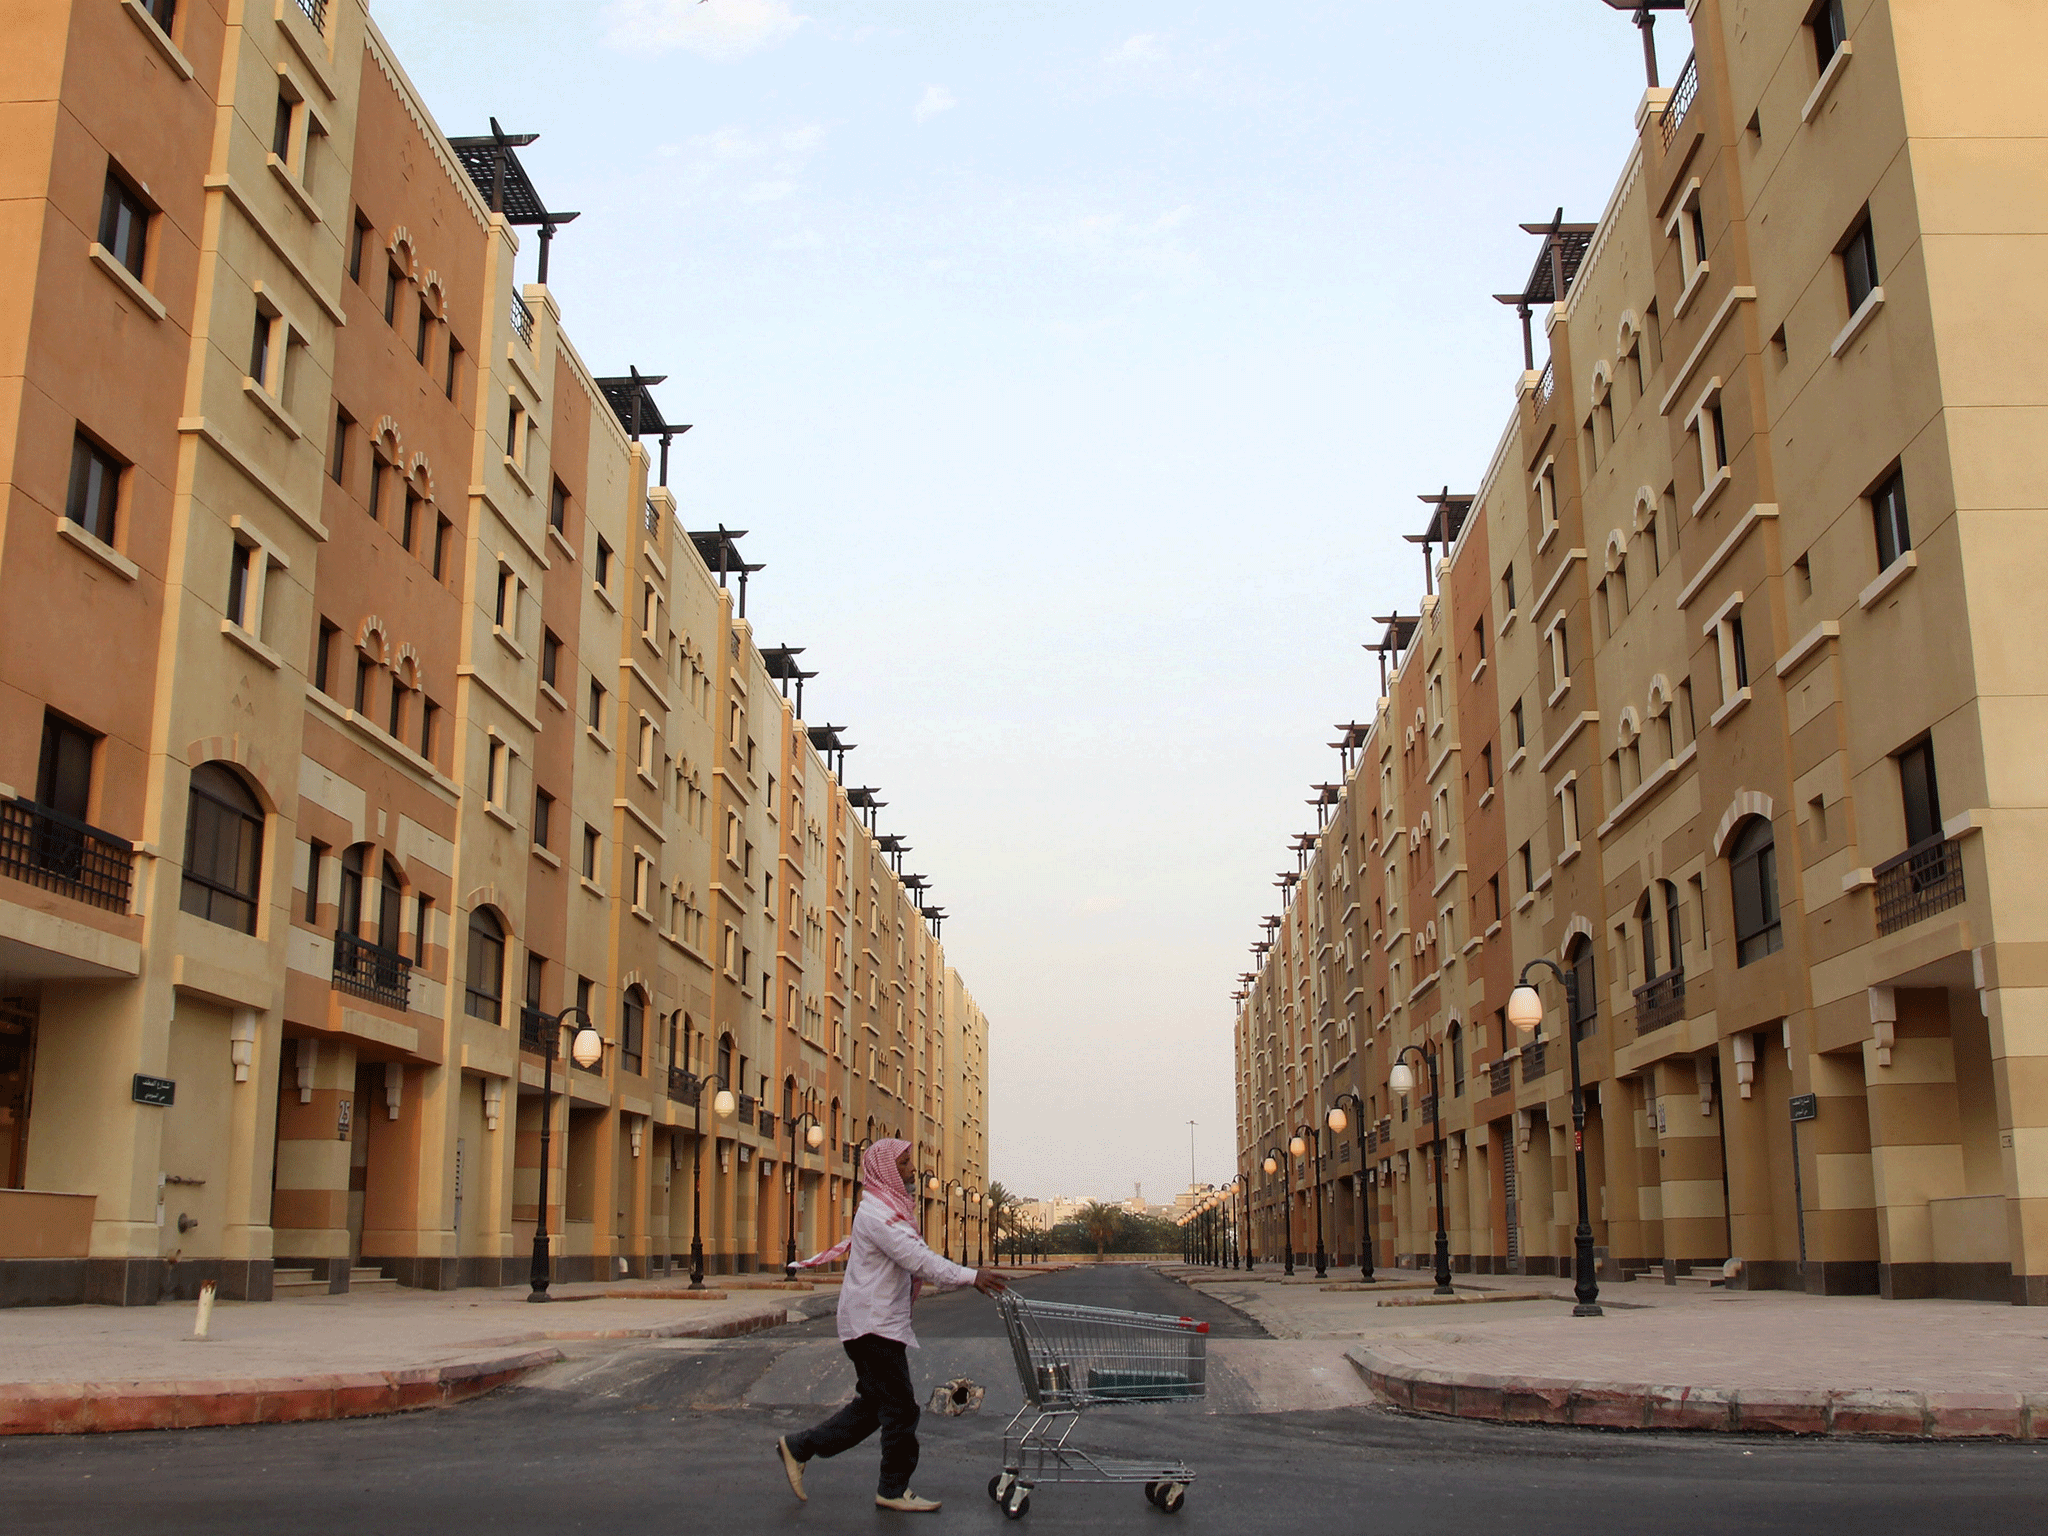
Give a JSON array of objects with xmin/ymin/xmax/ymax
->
[
  {"xmin": 668, "ymin": 1066, "xmax": 701, "ymax": 1106},
  {"xmin": 1662, "ymin": 53, "xmax": 1698, "ymax": 148},
  {"xmin": 519, "ymin": 1005, "xmax": 547, "ymax": 1053},
  {"xmin": 1522, "ymin": 1040, "xmax": 1549, "ymax": 1083},
  {"xmin": 332, "ymin": 931, "xmax": 411, "ymax": 1010},
  {"xmin": 510, "ymin": 291, "xmax": 535, "ymax": 348},
  {"xmin": 1634, "ymin": 968, "xmax": 1686, "ymax": 1033},
  {"xmin": 736, "ymin": 1093, "xmax": 758, "ymax": 1123},
  {"xmin": 0, "ymin": 798, "xmax": 135, "ymax": 912},
  {"xmin": 759, "ymin": 1109, "xmax": 777, "ymax": 1139},
  {"xmin": 1488, "ymin": 1057, "xmax": 1514, "ymax": 1098},
  {"xmin": 1365, "ymin": 1129, "xmax": 1377, "ymax": 1153},
  {"xmin": 1874, "ymin": 836, "xmax": 1967, "ymax": 935},
  {"xmin": 293, "ymin": 0, "xmax": 328, "ymax": 31}
]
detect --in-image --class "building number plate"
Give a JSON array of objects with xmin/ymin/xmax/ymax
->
[
  {"xmin": 1788, "ymin": 1093, "xmax": 1818, "ymax": 1123},
  {"xmin": 132, "ymin": 1074, "xmax": 175, "ymax": 1106}
]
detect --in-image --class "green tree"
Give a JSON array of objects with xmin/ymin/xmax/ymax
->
[
  {"xmin": 1078, "ymin": 1200, "xmax": 1123, "ymax": 1260},
  {"xmin": 985, "ymin": 1182, "xmax": 1015, "ymax": 1259}
]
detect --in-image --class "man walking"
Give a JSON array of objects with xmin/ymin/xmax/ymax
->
[{"xmin": 776, "ymin": 1138, "xmax": 1006, "ymax": 1512}]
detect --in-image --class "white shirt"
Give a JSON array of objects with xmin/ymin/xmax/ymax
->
[{"xmin": 836, "ymin": 1197, "xmax": 978, "ymax": 1348}]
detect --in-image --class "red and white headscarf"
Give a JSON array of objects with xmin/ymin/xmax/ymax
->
[{"xmin": 792, "ymin": 1137, "xmax": 923, "ymax": 1288}]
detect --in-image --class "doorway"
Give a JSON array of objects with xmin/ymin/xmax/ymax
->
[{"xmin": 0, "ymin": 995, "xmax": 35, "ymax": 1189}]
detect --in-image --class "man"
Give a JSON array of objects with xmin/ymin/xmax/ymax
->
[{"xmin": 776, "ymin": 1139, "xmax": 1006, "ymax": 1512}]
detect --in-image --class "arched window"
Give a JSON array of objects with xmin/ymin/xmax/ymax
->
[
  {"xmin": 1730, "ymin": 818, "xmax": 1783, "ymax": 966},
  {"xmin": 1448, "ymin": 1021, "xmax": 1465, "ymax": 1097},
  {"xmin": 717, "ymin": 1031, "xmax": 734, "ymax": 1090},
  {"xmin": 830, "ymin": 1096, "xmax": 841, "ymax": 1148},
  {"xmin": 1566, "ymin": 935, "xmax": 1597, "ymax": 1040},
  {"xmin": 338, "ymin": 843, "xmax": 367, "ymax": 936},
  {"xmin": 464, "ymin": 908, "xmax": 505, "ymax": 1023},
  {"xmin": 620, "ymin": 987, "xmax": 644, "ymax": 1074},
  {"xmin": 783, "ymin": 1075, "xmax": 796, "ymax": 1121},
  {"xmin": 1638, "ymin": 890, "xmax": 1659, "ymax": 980},
  {"xmin": 1662, "ymin": 880, "xmax": 1683, "ymax": 974},
  {"xmin": 180, "ymin": 763, "xmax": 263, "ymax": 933},
  {"xmin": 377, "ymin": 856, "xmax": 404, "ymax": 953}
]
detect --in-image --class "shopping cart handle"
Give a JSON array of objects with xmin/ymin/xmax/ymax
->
[{"xmin": 1177, "ymin": 1317, "xmax": 1210, "ymax": 1334}]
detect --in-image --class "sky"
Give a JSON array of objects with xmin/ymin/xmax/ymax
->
[{"xmin": 370, "ymin": 0, "xmax": 1682, "ymax": 1208}]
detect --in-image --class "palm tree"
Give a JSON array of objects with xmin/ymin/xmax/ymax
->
[
  {"xmin": 985, "ymin": 1182, "xmax": 1014, "ymax": 1260},
  {"xmin": 1078, "ymin": 1200, "xmax": 1123, "ymax": 1261}
]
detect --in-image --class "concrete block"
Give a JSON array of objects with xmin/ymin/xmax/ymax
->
[
  {"xmin": 1453, "ymin": 1381, "xmax": 1506, "ymax": 1419},
  {"xmin": 0, "ymin": 1386, "xmax": 91, "ymax": 1436},
  {"xmin": 173, "ymin": 1380, "xmax": 273, "ymax": 1429},
  {"xmin": 2022, "ymin": 1393, "xmax": 2048, "ymax": 1441},
  {"xmin": 1732, "ymin": 1388, "xmax": 1831, "ymax": 1435},
  {"xmin": 1570, "ymin": 1384, "xmax": 1652, "ymax": 1428},
  {"xmin": 1924, "ymin": 1392, "xmax": 2025, "ymax": 1439},
  {"xmin": 331, "ymin": 1372, "xmax": 399, "ymax": 1419},
  {"xmin": 1408, "ymin": 1375, "xmax": 1456, "ymax": 1416},
  {"xmin": 1826, "ymin": 1389, "xmax": 1927, "ymax": 1437},
  {"xmin": 84, "ymin": 1385, "xmax": 181, "ymax": 1434},
  {"xmin": 1500, "ymin": 1375, "xmax": 1577, "ymax": 1422},
  {"xmin": 252, "ymin": 1380, "xmax": 337, "ymax": 1424},
  {"xmin": 1646, "ymin": 1385, "xmax": 1736, "ymax": 1430}
]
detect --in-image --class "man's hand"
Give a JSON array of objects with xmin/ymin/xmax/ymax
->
[{"xmin": 973, "ymin": 1268, "xmax": 1008, "ymax": 1295}]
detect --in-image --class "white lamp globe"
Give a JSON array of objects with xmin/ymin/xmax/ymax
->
[
  {"xmin": 1288, "ymin": 1135, "xmax": 1306, "ymax": 1158},
  {"xmin": 1507, "ymin": 985, "xmax": 1545, "ymax": 1033},
  {"xmin": 927, "ymin": 1175, "xmax": 941, "ymax": 1194},
  {"xmin": 1262, "ymin": 1156, "xmax": 1278, "ymax": 1175},
  {"xmin": 1389, "ymin": 1061, "xmax": 1417, "ymax": 1094},
  {"xmin": 569, "ymin": 1028, "xmax": 604, "ymax": 1069},
  {"xmin": 1327, "ymin": 1107, "xmax": 1348, "ymax": 1133},
  {"xmin": 713, "ymin": 1088, "xmax": 736, "ymax": 1118},
  {"xmin": 806, "ymin": 1123, "xmax": 826, "ymax": 1149}
]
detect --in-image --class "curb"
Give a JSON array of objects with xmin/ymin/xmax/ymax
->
[
  {"xmin": 1345, "ymin": 1347, "xmax": 2048, "ymax": 1441},
  {"xmin": 0, "ymin": 1300, "xmax": 790, "ymax": 1436}
]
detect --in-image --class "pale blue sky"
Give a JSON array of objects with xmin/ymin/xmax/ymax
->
[{"xmin": 373, "ymin": 0, "xmax": 1681, "ymax": 1206}]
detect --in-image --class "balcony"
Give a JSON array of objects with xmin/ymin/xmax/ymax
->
[
  {"xmin": 1521, "ymin": 1040, "xmax": 1549, "ymax": 1083},
  {"xmin": 1662, "ymin": 53, "xmax": 1699, "ymax": 149},
  {"xmin": 332, "ymin": 931, "xmax": 410, "ymax": 1011},
  {"xmin": 510, "ymin": 291, "xmax": 535, "ymax": 349},
  {"xmin": 667, "ymin": 1066, "xmax": 701, "ymax": 1106},
  {"xmin": 1875, "ymin": 836, "xmax": 1967, "ymax": 936},
  {"xmin": 1535, "ymin": 358, "xmax": 1556, "ymax": 409},
  {"xmin": 519, "ymin": 1005, "xmax": 548, "ymax": 1054},
  {"xmin": 1634, "ymin": 968, "xmax": 1686, "ymax": 1034},
  {"xmin": 1488, "ymin": 1058, "xmax": 1513, "ymax": 1098},
  {"xmin": 0, "ymin": 799, "xmax": 135, "ymax": 912},
  {"xmin": 292, "ymin": 0, "xmax": 328, "ymax": 29}
]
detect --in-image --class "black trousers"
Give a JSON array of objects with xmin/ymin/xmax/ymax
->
[{"xmin": 787, "ymin": 1333, "xmax": 920, "ymax": 1497}]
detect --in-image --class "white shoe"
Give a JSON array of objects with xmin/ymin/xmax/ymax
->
[
  {"xmin": 875, "ymin": 1491, "xmax": 942, "ymax": 1512},
  {"xmin": 776, "ymin": 1437, "xmax": 806, "ymax": 1502}
]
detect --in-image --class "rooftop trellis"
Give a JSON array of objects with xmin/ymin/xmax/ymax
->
[{"xmin": 447, "ymin": 119, "xmax": 581, "ymax": 281}]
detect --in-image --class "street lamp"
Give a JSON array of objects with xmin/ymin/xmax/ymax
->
[
  {"xmin": 1289, "ymin": 1123, "xmax": 1328, "ymax": 1278},
  {"xmin": 970, "ymin": 1189, "xmax": 984, "ymax": 1266},
  {"xmin": 1240, "ymin": 1171, "xmax": 1255, "ymax": 1270},
  {"xmin": 527, "ymin": 1006, "xmax": 607, "ymax": 1301},
  {"xmin": 1260, "ymin": 1145, "xmax": 1294, "ymax": 1276},
  {"xmin": 1329, "ymin": 1094, "xmax": 1375, "ymax": 1283},
  {"xmin": 782, "ymin": 1101, "xmax": 828, "ymax": 1274},
  {"xmin": 1388, "ymin": 1044, "xmax": 1454, "ymax": 1297},
  {"xmin": 688, "ymin": 1072, "xmax": 738, "ymax": 1290},
  {"xmin": 1510, "ymin": 961, "xmax": 1603, "ymax": 1317}
]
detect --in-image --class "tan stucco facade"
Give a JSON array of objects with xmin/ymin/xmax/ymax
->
[
  {"xmin": 0, "ymin": 0, "xmax": 988, "ymax": 1304},
  {"xmin": 1237, "ymin": 0, "xmax": 2048, "ymax": 1305}
]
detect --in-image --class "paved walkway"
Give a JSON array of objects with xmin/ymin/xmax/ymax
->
[
  {"xmin": 0, "ymin": 1278, "xmax": 805, "ymax": 1435},
  {"xmin": 1165, "ymin": 1264, "xmax": 2048, "ymax": 1438}
]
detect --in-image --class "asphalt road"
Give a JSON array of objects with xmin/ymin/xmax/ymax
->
[{"xmin": 1, "ymin": 1266, "xmax": 2040, "ymax": 1535}]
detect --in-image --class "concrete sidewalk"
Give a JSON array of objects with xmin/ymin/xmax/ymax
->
[
  {"xmin": 0, "ymin": 1278, "xmax": 803, "ymax": 1435},
  {"xmin": 1168, "ymin": 1264, "xmax": 2048, "ymax": 1439}
]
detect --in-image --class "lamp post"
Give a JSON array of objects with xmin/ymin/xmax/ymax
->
[
  {"xmin": 926, "ymin": 1175, "xmax": 953, "ymax": 1260},
  {"xmin": 1289, "ymin": 1123, "xmax": 1329, "ymax": 1278},
  {"xmin": 1510, "ymin": 960, "xmax": 1604, "ymax": 1317},
  {"xmin": 527, "ymin": 1006, "xmax": 605, "ymax": 1301},
  {"xmin": 1329, "ymin": 1092, "xmax": 1375, "ymax": 1283},
  {"xmin": 971, "ymin": 1189, "xmax": 984, "ymax": 1266},
  {"xmin": 1242, "ymin": 1171, "xmax": 1256, "ymax": 1270},
  {"xmin": 782, "ymin": 1103, "xmax": 827, "ymax": 1274},
  {"xmin": 688, "ymin": 1071, "xmax": 738, "ymax": 1290},
  {"xmin": 1261, "ymin": 1145, "xmax": 1294, "ymax": 1275},
  {"xmin": 1388, "ymin": 1044, "xmax": 1454, "ymax": 1296}
]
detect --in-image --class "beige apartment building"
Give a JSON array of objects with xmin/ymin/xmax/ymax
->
[
  {"xmin": 1237, "ymin": 0, "xmax": 2048, "ymax": 1305},
  {"xmin": 0, "ymin": 0, "xmax": 987, "ymax": 1306}
]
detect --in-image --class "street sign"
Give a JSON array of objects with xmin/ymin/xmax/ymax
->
[
  {"xmin": 1789, "ymin": 1092, "xmax": 1818, "ymax": 1123},
  {"xmin": 132, "ymin": 1074, "xmax": 175, "ymax": 1106}
]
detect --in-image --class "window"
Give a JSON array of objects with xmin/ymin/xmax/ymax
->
[
  {"xmin": 594, "ymin": 537, "xmax": 612, "ymax": 590},
  {"xmin": 248, "ymin": 306, "xmax": 276, "ymax": 391},
  {"xmin": 1534, "ymin": 462, "xmax": 1558, "ymax": 540},
  {"xmin": 444, "ymin": 337, "xmax": 462, "ymax": 403},
  {"xmin": 541, "ymin": 629, "xmax": 561, "ymax": 688},
  {"xmin": 464, "ymin": 908, "xmax": 505, "ymax": 1023},
  {"xmin": 1689, "ymin": 383, "xmax": 1729, "ymax": 501},
  {"xmin": 225, "ymin": 540, "xmax": 253, "ymax": 628},
  {"xmin": 1449, "ymin": 1021, "xmax": 1464, "ymax": 1096},
  {"xmin": 413, "ymin": 892, "xmax": 433, "ymax": 965},
  {"xmin": 400, "ymin": 490, "xmax": 419, "ymax": 553},
  {"xmin": 271, "ymin": 91, "xmax": 295, "ymax": 159},
  {"xmin": 98, "ymin": 169, "xmax": 150, "ymax": 279},
  {"xmin": 588, "ymin": 677, "xmax": 606, "ymax": 735},
  {"xmin": 353, "ymin": 651, "xmax": 372, "ymax": 714},
  {"xmin": 432, "ymin": 515, "xmax": 451, "ymax": 582},
  {"xmin": 329, "ymin": 407, "xmax": 351, "ymax": 484},
  {"xmin": 1519, "ymin": 841, "xmax": 1534, "ymax": 893},
  {"xmin": 1710, "ymin": 599, "xmax": 1750, "ymax": 710},
  {"xmin": 36, "ymin": 712, "xmax": 97, "ymax": 822},
  {"xmin": 550, "ymin": 480, "xmax": 569, "ymax": 534},
  {"xmin": 383, "ymin": 262, "xmax": 401, "ymax": 325},
  {"xmin": 525, "ymin": 954, "xmax": 545, "ymax": 1013},
  {"xmin": 581, "ymin": 824, "xmax": 599, "ymax": 879},
  {"xmin": 1489, "ymin": 873, "xmax": 1501, "ymax": 922},
  {"xmin": 1546, "ymin": 618, "xmax": 1570, "ymax": 697},
  {"xmin": 637, "ymin": 715, "xmax": 655, "ymax": 774},
  {"xmin": 386, "ymin": 673, "xmax": 408, "ymax": 740},
  {"xmin": 1729, "ymin": 817, "xmax": 1783, "ymax": 965},
  {"xmin": 349, "ymin": 210, "xmax": 371, "ymax": 284},
  {"xmin": 304, "ymin": 839, "xmax": 325, "ymax": 923},
  {"xmin": 66, "ymin": 431, "xmax": 122, "ymax": 544},
  {"xmin": 485, "ymin": 740, "xmax": 507, "ymax": 808},
  {"xmin": 1510, "ymin": 699, "xmax": 1525, "ymax": 750},
  {"xmin": 1501, "ymin": 564, "xmax": 1516, "ymax": 615},
  {"xmin": 415, "ymin": 300, "xmax": 432, "ymax": 364},
  {"xmin": 1811, "ymin": 0, "xmax": 1847, "ymax": 69},
  {"xmin": 505, "ymin": 397, "xmax": 524, "ymax": 463},
  {"xmin": 1898, "ymin": 736, "xmax": 1942, "ymax": 849},
  {"xmin": 533, "ymin": 789, "xmax": 553, "ymax": 849},
  {"xmin": 1566, "ymin": 937, "xmax": 1596, "ymax": 1040},
  {"xmin": 494, "ymin": 564, "xmax": 513, "ymax": 628},
  {"xmin": 337, "ymin": 844, "xmax": 365, "ymax": 935},
  {"xmin": 419, "ymin": 698, "xmax": 438, "ymax": 764},
  {"xmin": 1481, "ymin": 743, "xmax": 1495, "ymax": 788},
  {"xmin": 366, "ymin": 454, "xmax": 385, "ymax": 521},
  {"xmin": 180, "ymin": 763, "xmax": 263, "ymax": 934},
  {"xmin": 1871, "ymin": 465, "xmax": 1911, "ymax": 570},
  {"xmin": 314, "ymin": 620, "xmax": 338, "ymax": 694},
  {"xmin": 1843, "ymin": 216, "xmax": 1879, "ymax": 316},
  {"xmin": 144, "ymin": 0, "xmax": 177, "ymax": 31},
  {"xmin": 376, "ymin": 856, "xmax": 403, "ymax": 953},
  {"xmin": 621, "ymin": 989, "xmax": 644, "ymax": 1075}
]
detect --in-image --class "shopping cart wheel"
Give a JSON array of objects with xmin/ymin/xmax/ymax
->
[
  {"xmin": 989, "ymin": 1474, "xmax": 1015, "ymax": 1504},
  {"xmin": 1159, "ymin": 1482, "xmax": 1187, "ymax": 1514},
  {"xmin": 1003, "ymin": 1484, "xmax": 1031, "ymax": 1520},
  {"xmin": 1143, "ymin": 1482, "xmax": 1162, "ymax": 1504}
]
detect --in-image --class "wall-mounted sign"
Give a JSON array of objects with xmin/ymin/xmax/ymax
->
[
  {"xmin": 1789, "ymin": 1093, "xmax": 1818, "ymax": 1123},
  {"xmin": 337, "ymin": 1099, "xmax": 354, "ymax": 1140},
  {"xmin": 132, "ymin": 1075, "xmax": 175, "ymax": 1106}
]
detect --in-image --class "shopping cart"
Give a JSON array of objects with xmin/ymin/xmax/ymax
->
[{"xmin": 986, "ymin": 1292, "xmax": 1209, "ymax": 1520}]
